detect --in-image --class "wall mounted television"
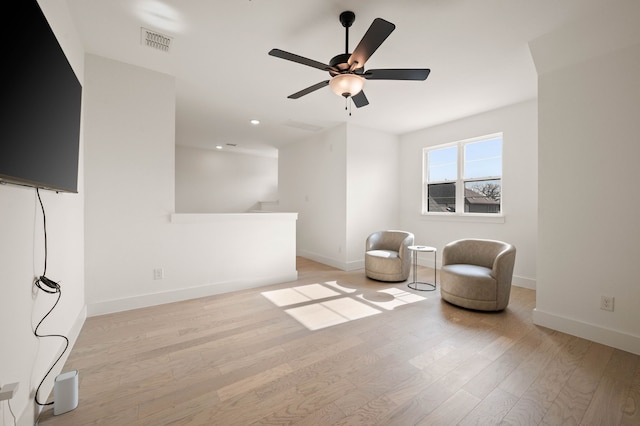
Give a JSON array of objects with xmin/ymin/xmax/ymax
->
[{"xmin": 0, "ymin": 0, "xmax": 82, "ymax": 193}]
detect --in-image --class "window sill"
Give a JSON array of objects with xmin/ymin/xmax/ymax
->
[{"xmin": 420, "ymin": 213, "xmax": 505, "ymax": 224}]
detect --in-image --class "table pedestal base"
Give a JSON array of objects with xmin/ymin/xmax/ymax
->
[
  {"xmin": 408, "ymin": 245, "xmax": 437, "ymax": 292},
  {"xmin": 408, "ymin": 281, "xmax": 436, "ymax": 291}
]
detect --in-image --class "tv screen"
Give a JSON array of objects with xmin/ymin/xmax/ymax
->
[{"xmin": 0, "ymin": 0, "xmax": 82, "ymax": 193}]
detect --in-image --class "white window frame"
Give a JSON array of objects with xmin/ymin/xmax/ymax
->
[{"xmin": 422, "ymin": 132, "xmax": 504, "ymax": 219}]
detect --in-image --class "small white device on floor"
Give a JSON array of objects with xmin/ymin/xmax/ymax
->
[{"xmin": 53, "ymin": 370, "xmax": 79, "ymax": 415}]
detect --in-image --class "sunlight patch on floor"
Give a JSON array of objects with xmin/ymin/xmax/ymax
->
[
  {"xmin": 285, "ymin": 297, "xmax": 381, "ymax": 331},
  {"xmin": 360, "ymin": 287, "xmax": 427, "ymax": 310},
  {"xmin": 324, "ymin": 280, "xmax": 358, "ymax": 294},
  {"xmin": 261, "ymin": 280, "xmax": 428, "ymax": 331},
  {"xmin": 261, "ymin": 283, "xmax": 340, "ymax": 307},
  {"xmin": 295, "ymin": 283, "xmax": 341, "ymax": 300}
]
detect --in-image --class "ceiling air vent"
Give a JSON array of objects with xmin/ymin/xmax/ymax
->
[{"xmin": 141, "ymin": 27, "xmax": 172, "ymax": 52}]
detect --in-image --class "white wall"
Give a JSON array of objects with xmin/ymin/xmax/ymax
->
[
  {"xmin": 532, "ymin": 0, "xmax": 640, "ymax": 354},
  {"xmin": 399, "ymin": 100, "xmax": 538, "ymax": 289},
  {"xmin": 278, "ymin": 123, "xmax": 401, "ymax": 270},
  {"xmin": 346, "ymin": 124, "xmax": 400, "ymax": 269},
  {"xmin": 0, "ymin": 2, "xmax": 86, "ymax": 425},
  {"xmin": 277, "ymin": 125, "xmax": 348, "ymax": 268},
  {"xmin": 83, "ymin": 54, "xmax": 176, "ymax": 310},
  {"xmin": 83, "ymin": 55, "xmax": 297, "ymax": 316},
  {"xmin": 175, "ymin": 146, "xmax": 278, "ymax": 213}
]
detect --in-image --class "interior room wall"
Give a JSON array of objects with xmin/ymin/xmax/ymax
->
[
  {"xmin": 277, "ymin": 125, "xmax": 348, "ymax": 269},
  {"xmin": 345, "ymin": 124, "xmax": 400, "ymax": 270},
  {"xmin": 83, "ymin": 54, "xmax": 297, "ymax": 316},
  {"xmin": 175, "ymin": 145, "xmax": 278, "ymax": 213},
  {"xmin": 277, "ymin": 123, "xmax": 401, "ymax": 270},
  {"xmin": 0, "ymin": 185, "xmax": 86, "ymax": 426},
  {"xmin": 399, "ymin": 100, "xmax": 538, "ymax": 289},
  {"xmin": 0, "ymin": 2, "xmax": 86, "ymax": 425},
  {"xmin": 83, "ymin": 54, "xmax": 177, "ymax": 311},
  {"xmin": 531, "ymin": 0, "xmax": 640, "ymax": 355}
]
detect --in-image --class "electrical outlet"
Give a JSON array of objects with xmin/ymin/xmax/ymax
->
[
  {"xmin": 153, "ymin": 268, "xmax": 164, "ymax": 280},
  {"xmin": 600, "ymin": 295, "xmax": 614, "ymax": 312},
  {"xmin": 0, "ymin": 382, "xmax": 19, "ymax": 401}
]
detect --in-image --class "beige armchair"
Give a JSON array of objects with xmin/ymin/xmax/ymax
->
[
  {"xmin": 440, "ymin": 238, "xmax": 516, "ymax": 311},
  {"xmin": 365, "ymin": 230, "xmax": 414, "ymax": 282}
]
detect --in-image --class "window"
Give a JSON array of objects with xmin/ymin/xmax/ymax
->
[{"xmin": 423, "ymin": 133, "xmax": 502, "ymax": 215}]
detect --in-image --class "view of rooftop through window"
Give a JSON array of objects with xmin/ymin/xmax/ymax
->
[{"xmin": 424, "ymin": 134, "xmax": 502, "ymax": 214}]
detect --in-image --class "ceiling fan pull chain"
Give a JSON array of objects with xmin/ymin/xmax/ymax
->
[{"xmin": 348, "ymin": 97, "xmax": 352, "ymax": 116}]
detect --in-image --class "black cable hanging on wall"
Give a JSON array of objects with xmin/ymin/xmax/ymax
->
[{"xmin": 33, "ymin": 188, "xmax": 69, "ymax": 407}]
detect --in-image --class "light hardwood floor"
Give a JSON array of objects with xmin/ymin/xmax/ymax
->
[{"xmin": 38, "ymin": 258, "xmax": 640, "ymax": 425}]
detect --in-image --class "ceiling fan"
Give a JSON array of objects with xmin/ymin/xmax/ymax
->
[{"xmin": 268, "ymin": 11, "xmax": 430, "ymax": 109}]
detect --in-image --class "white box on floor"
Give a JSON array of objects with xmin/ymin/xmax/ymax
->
[{"xmin": 53, "ymin": 370, "xmax": 78, "ymax": 415}]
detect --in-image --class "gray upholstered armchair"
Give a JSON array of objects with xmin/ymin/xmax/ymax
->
[
  {"xmin": 440, "ymin": 238, "xmax": 516, "ymax": 311},
  {"xmin": 365, "ymin": 230, "xmax": 414, "ymax": 282}
]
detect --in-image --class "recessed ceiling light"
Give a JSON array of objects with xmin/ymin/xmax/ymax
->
[
  {"xmin": 215, "ymin": 145, "xmax": 223, "ymax": 150},
  {"xmin": 250, "ymin": 119, "xmax": 260, "ymax": 125}
]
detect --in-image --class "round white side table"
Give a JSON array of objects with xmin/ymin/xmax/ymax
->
[{"xmin": 408, "ymin": 245, "xmax": 437, "ymax": 291}]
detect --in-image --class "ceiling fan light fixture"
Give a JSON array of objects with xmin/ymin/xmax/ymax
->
[
  {"xmin": 329, "ymin": 74, "xmax": 364, "ymax": 98},
  {"xmin": 270, "ymin": 11, "xmax": 429, "ymax": 108}
]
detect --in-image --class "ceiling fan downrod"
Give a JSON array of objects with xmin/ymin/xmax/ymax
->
[{"xmin": 340, "ymin": 11, "xmax": 355, "ymax": 54}]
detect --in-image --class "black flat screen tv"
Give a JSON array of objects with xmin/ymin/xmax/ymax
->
[{"xmin": 1, "ymin": 0, "xmax": 82, "ymax": 193}]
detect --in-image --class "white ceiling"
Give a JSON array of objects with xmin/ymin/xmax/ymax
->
[{"xmin": 65, "ymin": 0, "xmax": 609, "ymax": 157}]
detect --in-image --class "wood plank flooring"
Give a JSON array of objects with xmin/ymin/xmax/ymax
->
[{"xmin": 37, "ymin": 257, "xmax": 640, "ymax": 425}]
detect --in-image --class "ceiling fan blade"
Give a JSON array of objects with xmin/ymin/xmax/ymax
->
[
  {"xmin": 363, "ymin": 68, "xmax": 431, "ymax": 80},
  {"xmin": 351, "ymin": 91, "xmax": 369, "ymax": 108},
  {"xmin": 287, "ymin": 80, "xmax": 330, "ymax": 99},
  {"xmin": 269, "ymin": 48, "xmax": 336, "ymax": 72},
  {"xmin": 348, "ymin": 18, "xmax": 395, "ymax": 68}
]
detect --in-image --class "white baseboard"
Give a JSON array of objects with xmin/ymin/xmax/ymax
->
[
  {"xmin": 68, "ymin": 305, "xmax": 87, "ymax": 347},
  {"xmin": 345, "ymin": 259, "xmax": 364, "ymax": 271},
  {"xmin": 297, "ymin": 250, "xmax": 346, "ymax": 271},
  {"xmin": 297, "ymin": 252, "xmax": 363, "ymax": 272},
  {"xmin": 87, "ymin": 272, "xmax": 297, "ymax": 317},
  {"xmin": 512, "ymin": 275, "xmax": 536, "ymax": 290},
  {"xmin": 533, "ymin": 308, "xmax": 640, "ymax": 356}
]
